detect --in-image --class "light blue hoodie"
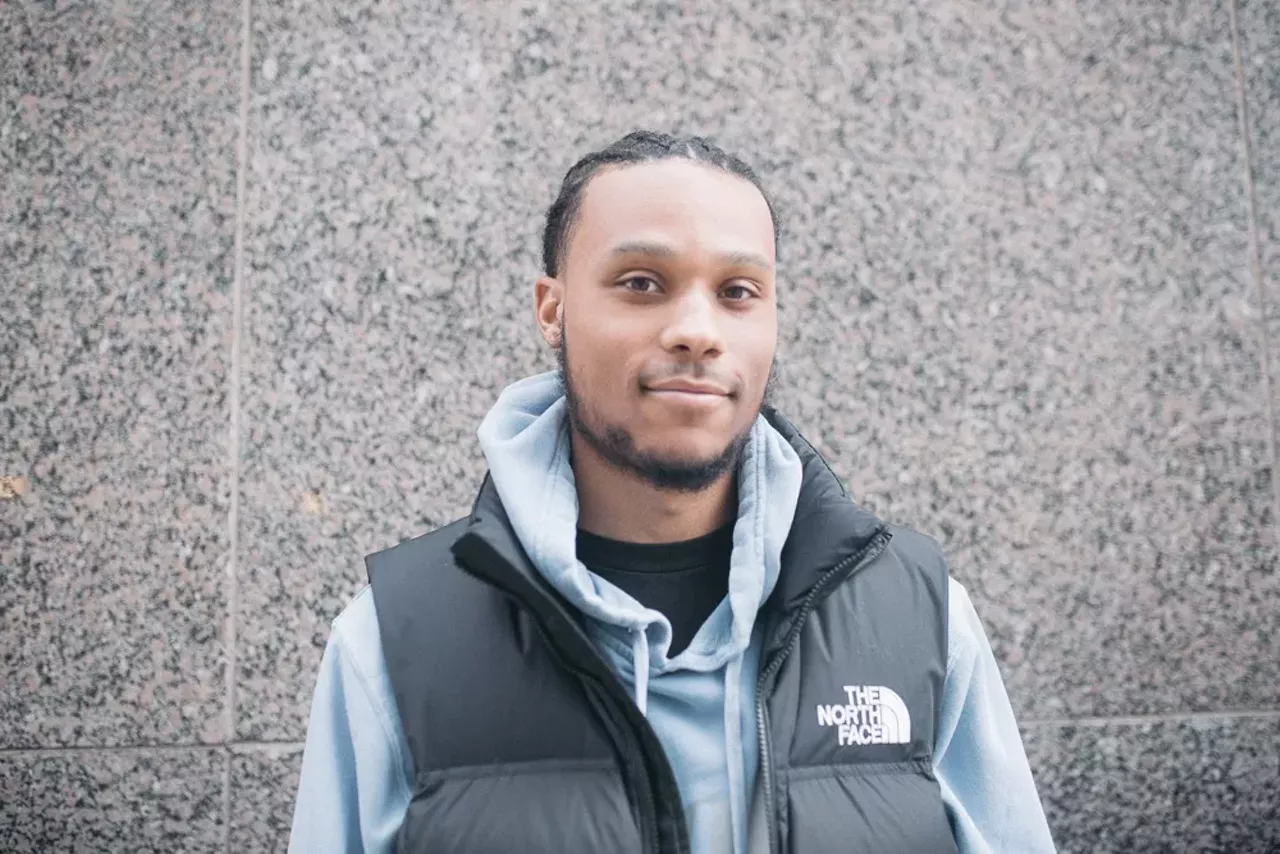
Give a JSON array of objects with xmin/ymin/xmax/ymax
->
[{"xmin": 289, "ymin": 371, "xmax": 1057, "ymax": 853}]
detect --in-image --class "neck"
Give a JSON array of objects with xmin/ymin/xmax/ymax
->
[{"xmin": 570, "ymin": 432, "xmax": 737, "ymax": 544}]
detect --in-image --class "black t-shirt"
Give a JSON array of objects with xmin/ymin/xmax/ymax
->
[{"xmin": 576, "ymin": 521, "xmax": 736, "ymax": 657}]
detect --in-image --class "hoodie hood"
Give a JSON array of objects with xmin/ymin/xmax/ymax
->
[{"xmin": 476, "ymin": 370, "xmax": 804, "ymax": 678}]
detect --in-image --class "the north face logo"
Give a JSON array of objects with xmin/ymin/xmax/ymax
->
[{"xmin": 816, "ymin": 685, "xmax": 911, "ymax": 746}]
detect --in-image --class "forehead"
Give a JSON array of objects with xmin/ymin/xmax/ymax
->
[{"xmin": 570, "ymin": 159, "xmax": 776, "ymax": 265}]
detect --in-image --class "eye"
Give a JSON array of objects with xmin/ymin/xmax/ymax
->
[
  {"xmin": 722, "ymin": 283, "xmax": 758, "ymax": 301},
  {"xmin": 619, "ymin": 276, "xmax": 662, "ymax": 294}
]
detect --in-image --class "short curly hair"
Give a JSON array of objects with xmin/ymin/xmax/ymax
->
[{"xmin": 541, "ymin": 130, "xmax": 781, "ymax": 277}]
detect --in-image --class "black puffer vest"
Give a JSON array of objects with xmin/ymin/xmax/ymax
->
[{"xmin": 367, "ymin": 407, "xmax": 959, "ymax": 853}]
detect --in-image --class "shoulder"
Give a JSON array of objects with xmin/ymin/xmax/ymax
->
[
  {"xmin": 877, "ymin": 524, "xmax": 978, "ymax": 630},
  {"xmin": 879, "ymin": 525, "xmax": 984, "ymax": 671},
  {"xmin": 944, "ymin": 576, "xmax": 987, "ymax": 674},
  {"xmin": 884, "ymin": 524, "xmax": 947, "ymax": 568},
  {"xmin": 325, "ymin": 585, "xmax": 417, "ymax": 780},
  {"xmin": 880, "ymin": 524, "xmax": 951, "ymax": 593},
  {"xmin": 363, "ymin": 519, "xmax": 475, "ymax": 607},
  {"xmin": 331, "ymin": 585, "xmax": 380, "ymax": 647},
  {"xmin": 328, "ymin": 586, "xmax": 400, "ymax": 724}
]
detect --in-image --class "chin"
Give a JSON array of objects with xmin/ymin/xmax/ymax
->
[{"xmin": 638, "ymin": 434, "xmax": 734, "ymax": 465}]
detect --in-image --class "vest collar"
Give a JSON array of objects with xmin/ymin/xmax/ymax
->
[
  {"xmin": 451, "ymin": 473, "xmax": 617, "ymax": 682},
  {"xmin": 759, "ymin": 405, "xmax": 888, "ymax": 614},
  {"xmin": 456, "ymin": 406, "xmax": 887, "ymax": 627}
]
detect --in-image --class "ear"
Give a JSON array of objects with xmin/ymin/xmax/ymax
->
[{"xmin": 534, "ymin": 275, "xmax": 564, "ymax": 348}]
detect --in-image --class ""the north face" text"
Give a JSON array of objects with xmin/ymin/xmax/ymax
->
[{"xmin": 816, "ymin": 685, "xmax": 912, "ymax": 746}]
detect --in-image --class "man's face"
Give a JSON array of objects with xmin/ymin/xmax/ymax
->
[{"xmin": 541, "ymin": 158, "xmax": 779, "ymax": 493}]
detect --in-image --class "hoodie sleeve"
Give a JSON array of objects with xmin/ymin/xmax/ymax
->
[
  {"xmin": 288, "ymin": 588, "xmax": 414, "ymax": 853},
  {"xmin": 934, "ymin": 578, "xmax": 1057, "ymax": 854}
]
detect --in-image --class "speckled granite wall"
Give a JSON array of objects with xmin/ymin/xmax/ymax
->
[{"xmin": 2, "ymin": 0, "xmax": 1277, "ymax": 851}]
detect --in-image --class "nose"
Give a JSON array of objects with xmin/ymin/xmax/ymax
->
[{"xmin": 658, "ymin": 289, "xmax": 726, "ymax": 359}]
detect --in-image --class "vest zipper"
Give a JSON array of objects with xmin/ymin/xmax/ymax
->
[
  {"xmin": 453, "ymin": 533, "xmax": 681, "ymax": 853},
  {"xmin": 754, "ymin": 528, "xmax": 893, "ymax": 854},
  {"xmin": 528, "ymin": 618, "xmax": 664, "ymax": 854}
]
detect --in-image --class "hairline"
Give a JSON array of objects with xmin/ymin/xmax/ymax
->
[{"xmin": 553, "ymin": 156, "xmax": 778, "ymax": 280}]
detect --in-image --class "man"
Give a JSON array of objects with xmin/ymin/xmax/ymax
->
[{"xmin": 289, "ymin": 130, "xmax": 1057, "ymax": 853}]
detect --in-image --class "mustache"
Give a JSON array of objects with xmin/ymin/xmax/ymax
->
[
  {"xmin": 555, "ymin": 335, "xmax": 747, "ymax": 397},
  {"xmin": 641, "ymin": 368, "xmax": 740, "ymax": 394}
]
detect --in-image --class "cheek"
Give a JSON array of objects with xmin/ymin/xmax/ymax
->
[
  {"xmin": 569, "ymin": 333, "xmax": 638, "ymax": 404},
  {"xmin": 742, "ymin": 330, "xmax": 777, "ymax": 384}
]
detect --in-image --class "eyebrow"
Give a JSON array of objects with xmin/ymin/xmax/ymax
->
[{"xmin": 607, "ymin": 240, "xmax": 774, "ymax": 273}]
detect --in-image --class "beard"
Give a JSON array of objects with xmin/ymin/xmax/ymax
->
[{"xmin": 556, "ymin": 330, "xmax": 779, "ymax": 494}]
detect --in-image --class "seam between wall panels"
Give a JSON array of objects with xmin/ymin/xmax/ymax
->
[
  {"xmin": 0, "ymin": 741, "xmax": 305, "ymax": 758},
  {"xmin": 223, "ymin": 0, "xmax": 253, "ymax": 847},
  {"xmin": 1228, "ymin": 0, "xmax": 1280, "ymax": 549},
  {"xmin": 1020, "ymin": 709, "xmax": 1280, "ymax": 728}
]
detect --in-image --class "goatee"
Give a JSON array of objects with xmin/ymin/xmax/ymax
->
[{"xmin": 555, "ymin": 331, "xmax": 777, "ymax": 494}]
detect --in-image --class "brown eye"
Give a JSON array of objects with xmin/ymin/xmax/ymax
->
[
  {"xmin": 722, "ymin": 284, "xmax": 756, "ymax": 301},
  {"xmin": 620, "ymin": 276, "xmax": 662, "ymax": 294}
]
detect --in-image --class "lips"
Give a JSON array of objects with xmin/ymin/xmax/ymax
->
[{"xmin": 645, "ymin": 380, "xmax": 730, "ymax": 396}]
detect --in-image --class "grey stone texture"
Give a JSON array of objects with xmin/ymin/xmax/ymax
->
[
  {"xmin": 229, "ymin": 745, "xmax": 303, "ymax": 852},
  {"xmin": 2, "ymin": 0, "xmax": 1277, "ymax": 851},
  {"xmin": 1, "ymin": 1, "xmax": 238, "ymax": 748},
  {"xmin": 0, "ymin": 749, "xmax": 225, "ymax": 853},
  {"xmin": 1023, "ymin": 717, "xmax": 1280, "ymax": 854}
]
